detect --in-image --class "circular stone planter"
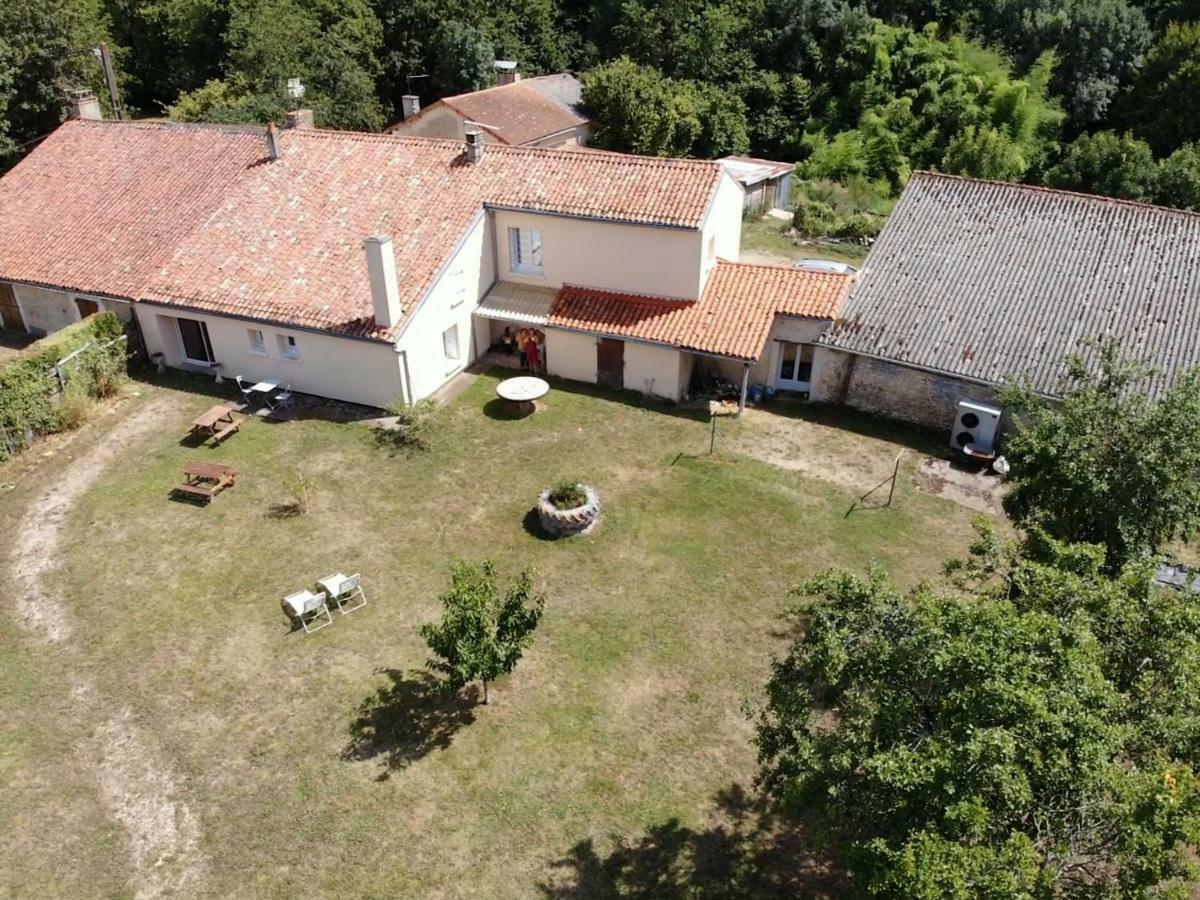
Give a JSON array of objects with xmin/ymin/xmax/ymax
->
[{"xmin": 537, "ymin": 485, "xmax": 600, "ymax": 537}]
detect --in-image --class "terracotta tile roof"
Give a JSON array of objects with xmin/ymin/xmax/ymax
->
[
  {"xmin": 0, "ymin": 120, "xmax": 722, "ymax": 341},
  {"xmin": 548, "ymin": 261, "xmax": 853, "ymax": 360},
  {"xmin": 0, "ymin": 120, "xmax": 264, "ymax": 300},
  {"xmin": 388, "ymin": 80, "xmax": 587, "ymax": 146},
  {"xmin": 822, "ymin": 171, "xmax": 1200, "ymax": 398}
]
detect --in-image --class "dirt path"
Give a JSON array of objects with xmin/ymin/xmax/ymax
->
[{"xmin": 7, "ymin": 389, "xmax": 210, "ymax": 898}]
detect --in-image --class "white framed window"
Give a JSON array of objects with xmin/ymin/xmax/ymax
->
[
  {"xmin": 508, "ymin": 226, "xmax": 543, "ymax": 275},
  {"xmin": 443, "ymin": 324, "xmax": 460, "ymax": 361},
  {"xmin": 247, "ymin": 328, "xmax": 266, "ymax": 355},
  {"xmin": 277, "ymin": 333, "xmax": 301, "ymax": 361}
]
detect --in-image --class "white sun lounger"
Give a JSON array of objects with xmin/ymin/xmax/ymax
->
[{"xmin": 282, "ymin": 588, "xmax": 332, "ymax": 634}]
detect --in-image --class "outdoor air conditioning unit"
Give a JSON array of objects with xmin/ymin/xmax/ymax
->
[{"xmin": 950, "ymin": 399, "xmax": 1001, "ymax": 454}]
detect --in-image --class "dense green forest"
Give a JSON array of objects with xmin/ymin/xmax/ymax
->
[{"xmin": 2, "ymin": 0, "xmax": 1199, "ymax": 210}]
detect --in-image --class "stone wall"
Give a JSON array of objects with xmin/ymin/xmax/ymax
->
[
  {"xmin": 811, "ymin": 347, "xmax": 1003, "ymax": 430},
  {"xmin": 9, "ymin": 282, "xmax": 132, "ymax": 336}
]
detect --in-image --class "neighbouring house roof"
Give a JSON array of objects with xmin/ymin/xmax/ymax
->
[
  {"xmin": 523, "ymin": 74, "xmax": 585, "ymax": 117},
  {"xmin": 386, "ymin": 77, "xmax": 587, "ymax": 146},
  {"xmin": 0, "ymin": 119, "xmax": 723, "ymax": 342},
  {"xmin": 545, "ymin": 260, "xmax": 853, "ymax": 361},
  {"xmin": 719, "ymin": 156, "xmax": 794, "ymax": 187},
  {"xmin": 821, "ymin": 171, "xmax": 1200, "ymax": 397}
]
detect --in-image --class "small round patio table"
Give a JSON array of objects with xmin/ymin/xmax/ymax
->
[{"xmin": 496, "ymin": 376, "xmax": 549, "ymax": 417}]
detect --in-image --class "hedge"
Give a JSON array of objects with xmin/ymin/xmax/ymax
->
[{"xmin": 0, "ymin": 312, "xmax": 127, "ymax": 460}]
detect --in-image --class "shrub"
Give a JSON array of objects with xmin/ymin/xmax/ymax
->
[
  {"xmin": 375, "ymin": 397, "xmax": 438, "ymax": 455},
  {"xmin": 792, "ymin": 198, "xmax": 839, "ymax": 236},
  {"xmin": 548, "ymin": 482, "xmax": 587, "ymax": 510},
  {"xmin": 0, "ymin": 312, "xmax": 126, "ymax": 460},
  {"xmin": 833, "ymin": 212, "xmax": 885, "ymax": 240}
]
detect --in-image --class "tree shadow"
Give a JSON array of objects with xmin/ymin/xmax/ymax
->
[
  {"xmin": 342, "ymin": 668, "xmax": 477, "ymax": 781},
  {"xmin": 539, "ymin": 784, "xmax": 843, "ymax": 899},
  {"xmin": 265, "ymin": 502, "xmax": 303, "ymax": 520}
]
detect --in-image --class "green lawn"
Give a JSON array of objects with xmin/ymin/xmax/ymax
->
[
  {"xmin": 740, "ymin": 215, "xmax": 870, "ymax": 268},
  {"xmin": 0, "ymin": 371, "xmax": 983, "ymax": 898}
]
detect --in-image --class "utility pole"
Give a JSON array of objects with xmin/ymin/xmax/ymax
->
[{"xmin": 94, "ymin": 43, "xmax": 124, "ymax": 120}]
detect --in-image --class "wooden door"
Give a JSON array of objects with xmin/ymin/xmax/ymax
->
[
  {"xmin": 596, "ymin": 338, "xmax": 624, "ymax": 389},
  {"xmin": 74, "ymin": 297, "xmax": 100, "ymax": 319},
  {"xmin": 0, "ymin": 283, "xmax": 26, "ymax": 332}
]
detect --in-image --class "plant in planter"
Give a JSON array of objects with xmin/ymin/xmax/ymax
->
[{"xmin": 537, "ymin": 480, "xmax": 600, "ymax": 537}]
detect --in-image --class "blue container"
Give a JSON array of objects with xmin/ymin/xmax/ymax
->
[
  {"xmin": 764, "ymin": 385, "xmax": 777, "ymax": 400},
  {"xmin": 748, "ymin": 385, "xmax": 763, "ymax": 404}
]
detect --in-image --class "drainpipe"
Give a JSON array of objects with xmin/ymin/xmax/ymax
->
[{"xmin": 738, "ymin": 362, "xmax": 750, "ymax": 415}]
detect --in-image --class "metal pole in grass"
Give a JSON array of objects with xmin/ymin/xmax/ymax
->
[{"xmin": 885, "ymin": 451, "xmax": 902, "ymax": 507}]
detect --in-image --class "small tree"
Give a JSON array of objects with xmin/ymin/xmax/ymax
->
[
  {"xmin": 420, "ymin": 560, "xmax": 545, "ymax": 705},
  {"xmin": 1002, "ymin": 339, "xmax": 1200, "ymax": 570},
  {"xmin": 756, "ymin": 525, "xmax": 1200, "ymax": 896}
]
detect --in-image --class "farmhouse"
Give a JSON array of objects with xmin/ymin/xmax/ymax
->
[
  {"xmin": 812, "ymin": 172, "xmax": 1200, "ymax": 428},
  {"xmin": 0, "ymin": 111, "xmax": 850, "ymax": 409}
]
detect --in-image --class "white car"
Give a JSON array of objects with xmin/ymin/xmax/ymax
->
[{"xmin": 792, "ymin": 258, "xmax": 858, "ymax": 274}]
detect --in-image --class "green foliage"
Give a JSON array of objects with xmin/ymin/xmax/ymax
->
[
  {"xmin": 1001, "ymin": 339, "xmax": 1200, "ymax": 570},
  {"xmin": 1045, "ymin": 130, "xmax": 1160, "ymax": 200},
  {"xmin": 942, "ymin": 125, "xmax": 1027, "ymax": 181},
  {"xmin": 1155, "ymin": 143, "xmax": 1200, "ymax": 210},
  {"xmin": 419, "ymin": 560, "xmax": 545, "ymax": 704},
  {"xmin": 0, "ymin": 0, "xmax": 111, "ymax": 166},
  {"xmin": 757, "ymin": 526, "xmax": 1200, "ymax": 895},
  {"xmin": 581, "ymin": 57, "xmax": 749, "ymax": 158},
  {"xmin": 430, "ymin": 20, "xmax": 494, "ymax": 95},
  {"xmin": 792, "ymin": 180, "xmax": 890, "ymax": 238},
  {"xmin": 547, "ymin": 482, "xmax": 586, "ymax": 510},
  {"xmin": 168, "ymin": 0, "xmax": 385, "ymax": 130},
  {"xmin": 375, "ymin": 397, "xmax": 437, "ymax": 456},
  {"xmin": 1118, "ymin": 21, "xmax": 1200, "ymax": 157},
  {"xmin": 0, "ymin": 312, "xmax": 125, "ymax": 460}
]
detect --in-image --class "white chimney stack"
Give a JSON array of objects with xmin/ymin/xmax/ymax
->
[
  {"xmin": 494, "ymin": 60, "xmax": 520, "ymax": 86},
  {"xmin": 266, "ymin": 121, "xmax": 282, "ymax": 160},
  {"xmin": 465, "ymin": 130, "xmax": 484, "ymax": 164},
  {"xmin": 67, "ymin": 89, "xmax": 102, "ymax": 120},
  {"xmin": 364, "ymin": 235, "xmax": 402, "ymax": 328},
  {"xmin": 284, "ymin": 108, "xmax": 314, "ymax": 129},
  {"xmin": 401, "ymin": 95, "xmax": 421, "ymax": 119}
]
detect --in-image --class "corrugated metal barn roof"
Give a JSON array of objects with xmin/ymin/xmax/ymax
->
[{"xmin": 821, "ymin": 172, "xmax": 1200, "ymax": 397}]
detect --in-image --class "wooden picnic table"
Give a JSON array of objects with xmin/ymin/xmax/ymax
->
[
  {"xmin": 173, "ymin": 460, "xmax": 238, "ymax": 503},
  {"xmin": 190, "ymin": 404, "xmax": 243, "ymax": 443}
]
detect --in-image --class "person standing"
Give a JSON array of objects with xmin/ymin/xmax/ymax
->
[{"xmin": 525, "ymin": 333, "xmax": 541, "ymax": 373}]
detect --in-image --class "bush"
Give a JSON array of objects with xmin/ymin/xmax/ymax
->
[
  {"xmin": 792, "ymin": 198, "xmax": 839, "ymax": 236},
  {"xmin": 833, "ymin": 212, "xmax": 885, "ymax": 240},
  {"xmin": 547, "ymin": 482, "xmax": 587, "ymax": 510},
  {"xmin": 0, "ymin": 312, "xmax": 126, "ymax": 460},
  {"xmin": 375, "ymin": 397, "xmax": 438, "ymax": 455}
]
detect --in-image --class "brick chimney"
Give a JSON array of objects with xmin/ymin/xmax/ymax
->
[
  {"xmin": 266, "ymin": 121, "xmax": 282, "ymax": 160},
  {"xmin": 465, "ymin": 130, "xmax": 485, "ymax": 164},
  {"xmin": 494, "ymin": 60, "xmax": 520, "ymax": 86},
  {"xmin": 284, "ymin": 108, "xmax": 314, "ymax": 129},
  {"xmin": 363, "ymin": 235, "xmax": 402, "ymax": 327},
  {"xmin": 401, "ymin": 95, "xmax": 421, "ymax": 119},
  {"xmin": 67, "ymin": 89, "xmax": 102, "ymax": 120}
]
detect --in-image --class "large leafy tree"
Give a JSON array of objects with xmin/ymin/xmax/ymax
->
[
  {"xmin": 757, "ymin": 525, "xmax": 1200, "ymax": 895},
  {"xmin": 419, "ymin": 560, "xmax": 545, "ymax": 705},
  {"xmin": 1156, "ymin": 143, "xmax": 1200, "ymax": 210},
  {"xmin": 168, "ymin": 0, "xmax": 385, "ymax": 131},
  {"xmin": 1044, "ymin": 130, "xmax": 1159, "ymax": 200},
  {"xmin": 0, "ymin": 0, "xmax": 110, "ymax": 164},
  {"xmin": 1001, "ymin": 340, "xmax": 1200, "ymax": 570},
  {"xmin": 1118, "ymin": 21, "xmax": 1200, "ymax": 157},
  {"xmin": 429, "ymin": 20, "xmax": 494, "ymax": 96},
  {"xmin": 581, "ymin": 57, "xmax": 749, "ymax": 157}
]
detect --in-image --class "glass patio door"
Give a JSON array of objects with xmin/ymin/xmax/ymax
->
[
  {"xmin": 177, "ymin": 317, "xmax": 215, "ymax": 364},
  {"xmin": 775, "ymin": 341, "xmax": 814, "ymax": 390}
]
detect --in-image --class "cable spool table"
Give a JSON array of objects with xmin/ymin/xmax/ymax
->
[{"xmin": 496, "ymin": 376, "xmax": 549, "ymax": 417}]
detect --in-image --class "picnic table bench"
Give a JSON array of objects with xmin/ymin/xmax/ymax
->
[
  {"xmin": 190, "ymin": 404, "xmax": 244, "ymax": 444},
  {"xmin": 173, "ymin": 461, "xmax": 238, "ymax": 503}
]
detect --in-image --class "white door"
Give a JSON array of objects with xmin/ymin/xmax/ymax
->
[{"xmin": 774, "ymin": 341, "xmax": 814, "ymax": 391}]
